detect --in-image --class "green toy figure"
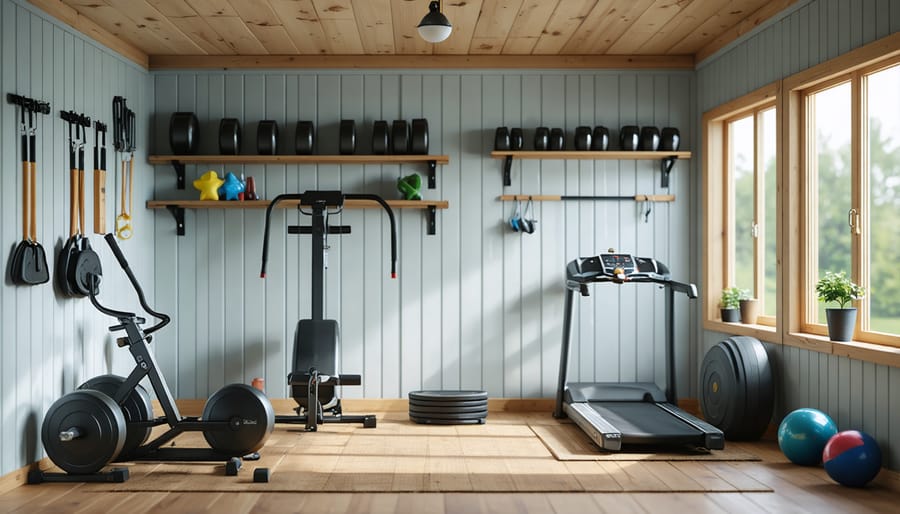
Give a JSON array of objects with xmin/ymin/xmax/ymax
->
[{"xmin": 397, "ymin": 173, "xmax": 422, "ymax": 201}]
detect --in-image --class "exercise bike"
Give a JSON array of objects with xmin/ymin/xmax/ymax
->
[
  {"xmin": 260, "ymin": 191, "xmax": 397, "ymax": 431},
  {"xmin": 31, "ymin": 234, "xmax": 275, "ymax": 484}
]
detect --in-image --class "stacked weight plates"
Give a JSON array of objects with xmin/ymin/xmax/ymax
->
[{"xmin": 409, "ymin": 390, "xmax": 488, "ymax": 425}]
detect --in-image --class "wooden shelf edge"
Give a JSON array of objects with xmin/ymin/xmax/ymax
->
[
  {"xmin": 490, "ymin": 150, "xmax": 692, "ymax": 160},
  {"xmin": 147, "ymin": 199, "xmax": 450, "ymax": 210},
  {"xmin": 148, "ymin": 154, "xmax": 450, "ymax": 165}
]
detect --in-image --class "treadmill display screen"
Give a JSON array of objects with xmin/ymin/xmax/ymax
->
[{"xmin": 600, "ymin": 254, "xmax": 635, "ymax": 275}]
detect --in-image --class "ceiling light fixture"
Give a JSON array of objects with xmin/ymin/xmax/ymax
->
[{"xmin": 417, "ymin": 1, "xmax": 452, "ymax": 44}]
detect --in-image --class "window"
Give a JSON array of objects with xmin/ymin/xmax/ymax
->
[
  {"xmin": 702, "ymin": 84, "xmax": 778, "ymax": 333},
  {"xmin": 801, "ymin": 59, "xmax": 900, "ymax": 346}
]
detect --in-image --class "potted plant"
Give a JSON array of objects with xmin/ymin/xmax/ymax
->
[
  {"xmin": 739, "ymin": 289, "xmax": 759, "ymax": 325},
  {"xmin": 719, "ymin": 287, "xmax": 742, "ymax": 322},
  {"xmin": 816, "ymin": 271, "xmax": 865, "ymax": 341}
]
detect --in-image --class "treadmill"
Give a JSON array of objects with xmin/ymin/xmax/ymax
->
[{"xmin": 553, "ymin": 252, "xmax": 724, "ymax": 452}]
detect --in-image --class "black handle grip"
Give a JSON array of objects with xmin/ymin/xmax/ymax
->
[{"xmin": 104, "ymin": 232, "xmax": 130, "ymax": 270}]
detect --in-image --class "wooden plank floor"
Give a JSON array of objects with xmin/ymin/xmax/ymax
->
[{"xmin": 2, "ymin": 410, "xmax": 898, "ymax": 514}]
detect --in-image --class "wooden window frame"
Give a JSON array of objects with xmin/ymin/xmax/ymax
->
[{"xmin": 702, "ymin": 82, "xmax": 780, "ymax": 343}]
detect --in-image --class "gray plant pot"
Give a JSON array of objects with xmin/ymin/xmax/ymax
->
[
  {"xmin": 825, "ymin": 308, "xmax": 857, "ymax": 341},
  {"xmin": 720, "ymin": 308, "xmax": 741, "ymax": 323}
]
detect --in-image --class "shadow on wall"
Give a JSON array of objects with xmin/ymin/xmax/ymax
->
[{"xmin": 23, "ymin": 411, "xmax": 39, "ymax": 465}]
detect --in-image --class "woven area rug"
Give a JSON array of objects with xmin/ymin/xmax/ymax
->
[{"xmin": 74, "ymin": 414, "xmax": 770, "ymax": 493}]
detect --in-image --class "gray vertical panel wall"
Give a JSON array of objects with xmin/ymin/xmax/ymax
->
[
  {"xmin": 149, "ymin": 69, "xmax": 696, "ymax": 401},
  {"xmin": 0, "ymin": 0, "xmax": 154, "ymax": 476},
  {"xmin": 697, "ymin": 0, "xmax": 900, "ymax": 469}
]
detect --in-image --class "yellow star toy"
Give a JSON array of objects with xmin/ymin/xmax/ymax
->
[{"xmin": 194, "ymin": 170, "xmax": 225, "ymax": 201}]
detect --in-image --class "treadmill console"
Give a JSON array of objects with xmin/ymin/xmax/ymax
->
[{"xmin": 568, "ymin": 253, "xmax": 668, "ymax": 283}]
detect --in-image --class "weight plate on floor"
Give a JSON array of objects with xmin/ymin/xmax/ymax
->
[
  {"xmin": 409, "ymin": 390, "xmax": 487, "ymax": 402},
  {"xmin": 79, "ymin": 374, "xmax": 153, "ymax": 459},
  {"xmin": 409, "ymin": 399, "xmax": 488, "ymax": 409},
  {"xmin": 410, "ymin": 415, "xmax": 486, "ymax": 425},
  {"xmin": 408, "ymin": 403, "xmax": 489, "ymax": 414},
  {"xmin": 41, "ymin": 389, "xmax": 126, "ymax": 474},
  {"xmin": 700, "ymin": 341, "xmax": 743, "ymax": 439},
  {"xmin": 219, "ymin": 118, "xmax": 241, "ymax": 155},
  {"xmin": 409, "ymin": 409, "xmax": 489, "ymax": 419},
  {"xmin": 202, "ymin": 383, "xmax": 275, "ymax": 456},
  {"xmin": 729, "ymin": 336, "xmax": 774, "ymax": 440}
]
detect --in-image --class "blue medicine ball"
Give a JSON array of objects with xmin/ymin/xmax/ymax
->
[
  {"xmin": 777, "ymin": 408, "xmax": 838, "ymax": 466},
  {"xmin": 823, "ymin": 430, "xmax": 882, "ymax": 487}
]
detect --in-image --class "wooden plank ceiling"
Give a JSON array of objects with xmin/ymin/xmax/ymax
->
[{"xmin": 30, "ymin": 0, "xmax": 798, "ymax": 68}]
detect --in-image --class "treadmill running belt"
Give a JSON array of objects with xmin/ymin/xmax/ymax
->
[{"xmin": 588, "ymin": 401, "xmax": 702, "ymax": 443}]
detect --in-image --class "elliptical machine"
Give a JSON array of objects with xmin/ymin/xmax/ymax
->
[
  {"xmin": 260, "ymin": 191, "xmax": 397, "ymax": 431},
  {"xmin": 31, "ymin": 234, "xmax": 275, "ymax": 483}
]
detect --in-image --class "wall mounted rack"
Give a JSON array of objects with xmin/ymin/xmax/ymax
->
[
  {"xmin": 147, "ymin": 199, "xmax": 449, "ymax": 236},
  {"xmin": 148, "ymin": 154, "xmax": 450, "ymax": 190},
  {"xmin": 490, "ymin": 150, "xmax": 691, "ymax": 187}
]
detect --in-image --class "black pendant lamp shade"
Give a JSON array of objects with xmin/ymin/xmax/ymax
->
[{"xmin": 418, "ymin": 1, "xmax": 452, "ymax": 43}]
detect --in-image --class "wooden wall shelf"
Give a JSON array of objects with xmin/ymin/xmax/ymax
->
[
  {"xmin": 148, "ymin": 154, "xmax": 451, "ymax": 190},
  {"xmin": 490, "ymin": 150, "xmax": 692, "ymax": 187},
  {"xmin": 147, "ymin": 199, "xmax": 449, "ymax": 236}
]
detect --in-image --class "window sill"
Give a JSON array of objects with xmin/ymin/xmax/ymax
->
[
  {"xmin": 785, "ymin": 332, "xmax": 900, "ymax": 368},
  {"xmin": 703, "ymin": 319, "xmax": 779, "ymax": 344}
]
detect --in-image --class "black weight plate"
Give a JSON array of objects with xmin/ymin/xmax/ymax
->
[
  {"xmin": 169, "ymin": 112, "xmax": 199, "ymax": 154},
  {"xmin": 699, "ymin": 342, "xmax": 740, "ymax": 437},
  {"xmin": 391, "ymin": 120, "xmax": 409, "ymax": 155},
  {"xmin": 592, "ymin": 126, "xmax": 610, "ymax": 150},
  {"xmin": 339, "ymin": 119, "xmax": 356, "ymax": 155},
  {"xmin": 410, "ymin": 415, "xmax": 486, "ymax": 425},
  {"xmin": 409, "ymin": 390, "xmax": 487, "ymax": 402},
  {"xmin": 494, "ymin": 127, "xmax": 510, "ymax": 150},
  {"xmin": 295, "ymin": 121, "xmax": 315, "ymax": 154},
  {"xmin": 79, "ymin": 374, "xmax": 153, "ymax": 460},
  {"xmin": 202, "ymin": 383, "xmax": 275, "ymax": 456},
  {"xmin": 409, "ymin": 399, "xmax": 488, "ymax": 409},
  {"xmin": 410, "ymin": 118, "xmax": 429, "ymax": 154},
  {"xmin": 534, "ymin": 127, "xmax": 549, "ymax": 151},
  {"xmin": 372, "ymin": 120, "xmax": 389, "ymax": 155},
  {"xmin": 660, "ymin": 127, "xmax": 680, "ymax": 151},
  {"xmin": 41, "ymin": 389, "xmax": 126, "ymax": 474},
  {"xmin": 510, "ymin": 128, "xmax": 524, "ymax": 150},
  {"xmin": 408, "ymin": 403, "xmax": 489, "ymax": 414},
  {"xmin": 574, "ymin": 126, "xmax": 592, "ymax": 151},
  {"xmin": 730, "ymin": 336, "xmax": 774, "ymax": 440},
  {"xmin": 640, "ymin": 126, "xmax": 660, "ymax": 151},
  {"xmin": 257, "ymin": 120, "xmax": 278, "ymax": 155},
  {"xmin": 721, "ymin": 338, "xmax": 753, "ymax": 440},
  {"xmin": 218, "ymin": 118, "xmax": 241, "ymax": 155},
  {"xmin": 620, "ymin": 125, "xmax": 639, "ymax": 151},
  {"xmin": 549, "ymin": 128, "xmax": 565, "ymax": 150}
]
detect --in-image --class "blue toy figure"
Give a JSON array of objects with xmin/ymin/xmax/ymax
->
[
  {"xmin": 777, "ymin": 408, "xmax": 838, "ymax": 466},
  {"xmin": 219, "ymin": 171, "xmax": 246, "ymax": 201}
]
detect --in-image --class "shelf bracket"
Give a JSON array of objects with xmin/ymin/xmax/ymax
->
[
  {"xmin": 166, "ymin": 206, "xmax": 185, "ymax": 236},
  {"xmin": 427, "ymin": 160, "xmax": 437, "ymax": 189},
  {"xmin": 427, "ymin": 205, "xmax": 437, "ymax": 235},
  {"xmin": 660, "ymin": 157, "xmax": 677, "ymax": 188},
  {"xmin": 171, "ymin": 160, "xmax": 186, "ymax": 190},
  {"xmin": 503, "ymin": 155, "xmax": 513, "ymax": 187}
]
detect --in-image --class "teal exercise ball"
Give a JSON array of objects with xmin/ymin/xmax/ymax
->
[{"xmin": 777, "ymin": 408, "xmax": 838, "ymax": 466}]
